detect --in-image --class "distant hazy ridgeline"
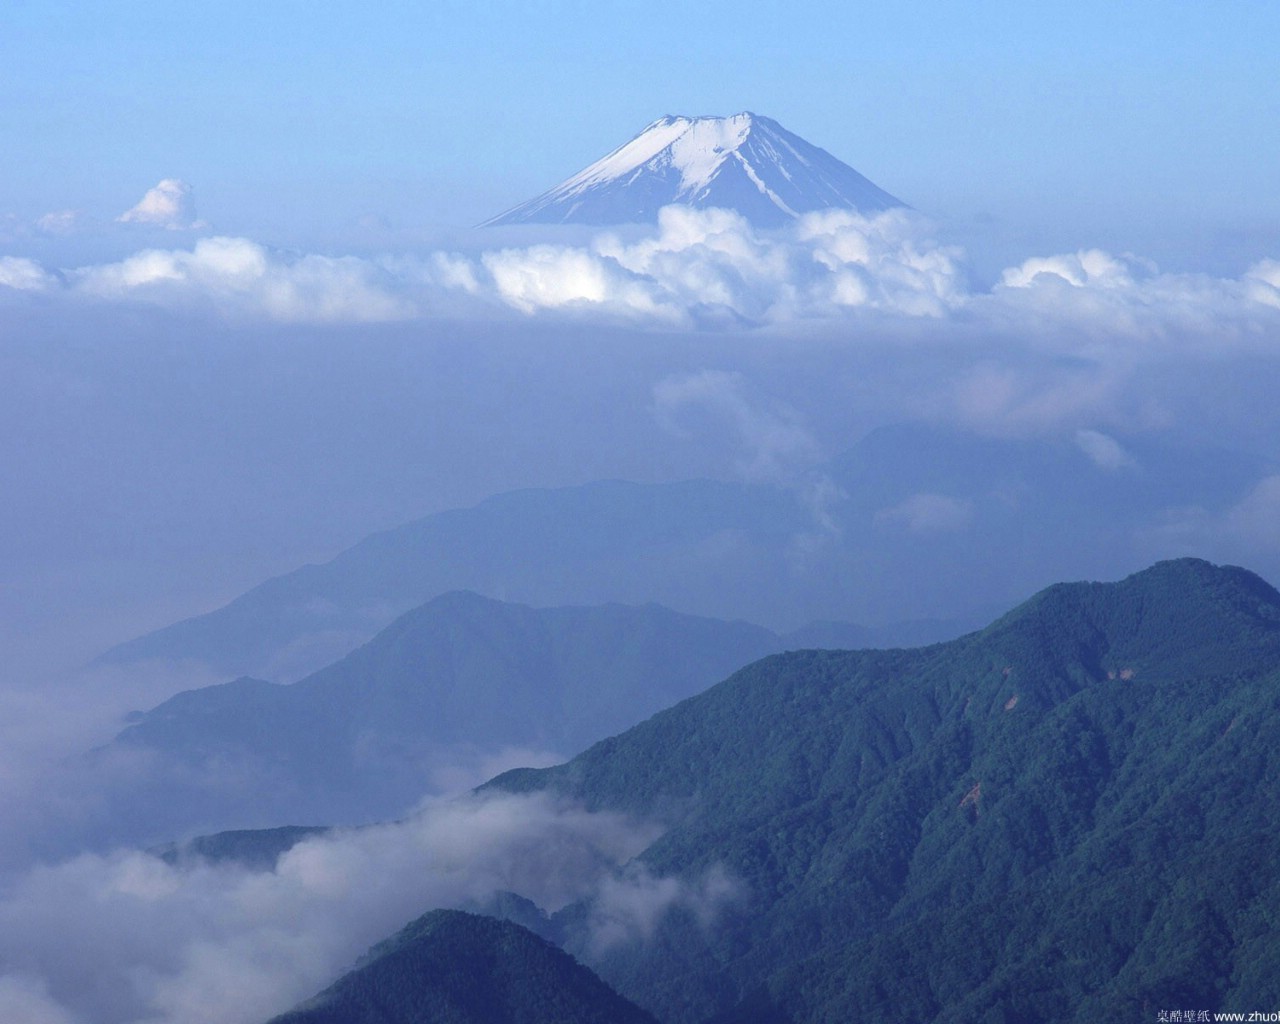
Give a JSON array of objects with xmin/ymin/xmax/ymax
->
[{"xmin": 98, "ymin": 425, "xmax": 1267, "ymax": 687}]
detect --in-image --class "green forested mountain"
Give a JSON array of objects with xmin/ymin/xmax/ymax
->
[
  {"xmin": 483, "ymin": 559, "xmax": 1280, "ymax": 1023},
  {"xmin": 266, "ymin": 910, "xmax": 658, "ymax": 1024}
]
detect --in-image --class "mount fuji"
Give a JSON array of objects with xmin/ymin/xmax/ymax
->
[{"xmin": 483, "ymin": 111, "xmax": 905, "ymax": 228}]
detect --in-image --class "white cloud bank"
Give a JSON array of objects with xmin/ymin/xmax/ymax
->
[
  {"xmin": 0, "ymin": 790, "xmax": 735, "ymax": 1024},
  {"xmin": 474, "ymin": 206, "xmax": 966, "ymax": 324},
  {"xmin": 1, "ymin": 206, "xmax": 1279, "ymax": 342},
  {"xmin": 987, "ymin": 248, "xmax": 1280, "ymax": 348},
  {"xmin": 74, "ymin": 236, "xmax": 415, "ymax": 323}
]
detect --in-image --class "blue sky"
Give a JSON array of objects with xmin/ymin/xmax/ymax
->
[{"xmin": 4, "ymin": 0, "xmax": 1279, "ymax": 264}]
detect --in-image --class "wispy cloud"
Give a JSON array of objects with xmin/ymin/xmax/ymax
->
[
  {"xmin": 1226, "ymin": 475, "xmax": 1280, "ymax": 551},
  {"xmin": 943, "ymin": 360, "xmax": 1138, "ymax": 437},
  {"xmin": 874, "ymin": 493, "xmax": 975, "ymax": 534},
  {"xmin": 1075, "ymin": 428, "xmax": 1136, "ymax": 471},
  {"xmin": 0, "ymin": 976, "xmax": 75, "ymax": 1024},
  {"xmin": 35, "ymin": 210, "xmax": 82, "ymax": 236},
  {"xmin": 1247, "ymin": 260, "xmax": 1280, "ymax": 308},
  {"xmin": 586, "ymin": 862, "xmax": 740, "ymax": 956},
  {"xmin": 652, "ymin": 369, "xmax": 821, "ymax": 482}
]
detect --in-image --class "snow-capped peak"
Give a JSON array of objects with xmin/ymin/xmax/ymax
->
[{"xmin": 483, "ymin": 112, "xmax": 904, "ymax": 228}]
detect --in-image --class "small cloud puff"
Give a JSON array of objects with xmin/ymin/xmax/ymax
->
[
  {"xmin": 1075, "ymin": 429, "xmax": 1135, "ymax": 471},
  {"xmin": 117, "ymin": 179, "xmax": 208, "ymax": 231}
]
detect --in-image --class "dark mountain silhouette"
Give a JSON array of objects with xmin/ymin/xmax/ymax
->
[{"xmin": 266, "ymin": 910, "xmax": 658, "ymax": 1024}]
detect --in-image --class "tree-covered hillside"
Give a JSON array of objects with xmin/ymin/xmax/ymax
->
[
  {"xmin": 488, "ymin": 559, "xmax": 1280, "ymax": 1023},
  {"xmin": 266, "ymin": 910, "xmax": 658, "ymax": 1024}
]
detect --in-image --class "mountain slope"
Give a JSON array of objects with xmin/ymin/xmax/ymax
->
[
  {"xmin": 483, "ymin": 112, "xmax": 904, "ymax": 228},
  {"xmin": 266, "ymin": 910, "xmax": 658, "ymax": 1024},
  {"xmin": 88, "ymin": 592, "xmax": 803, "ymax": 844},
  {"xmin": 485, "ymin": 559, "xmax": 1280, "ymax": 1023}
]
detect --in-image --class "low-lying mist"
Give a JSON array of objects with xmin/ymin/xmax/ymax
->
[{"xmin": 0, "ymin": 790, "xmax": 735, "ymax": 1024}]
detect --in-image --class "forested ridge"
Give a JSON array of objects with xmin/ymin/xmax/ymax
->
[{"xmin": 490, "ymin": 559, "xmax": 1280, "ymax": 1023}]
